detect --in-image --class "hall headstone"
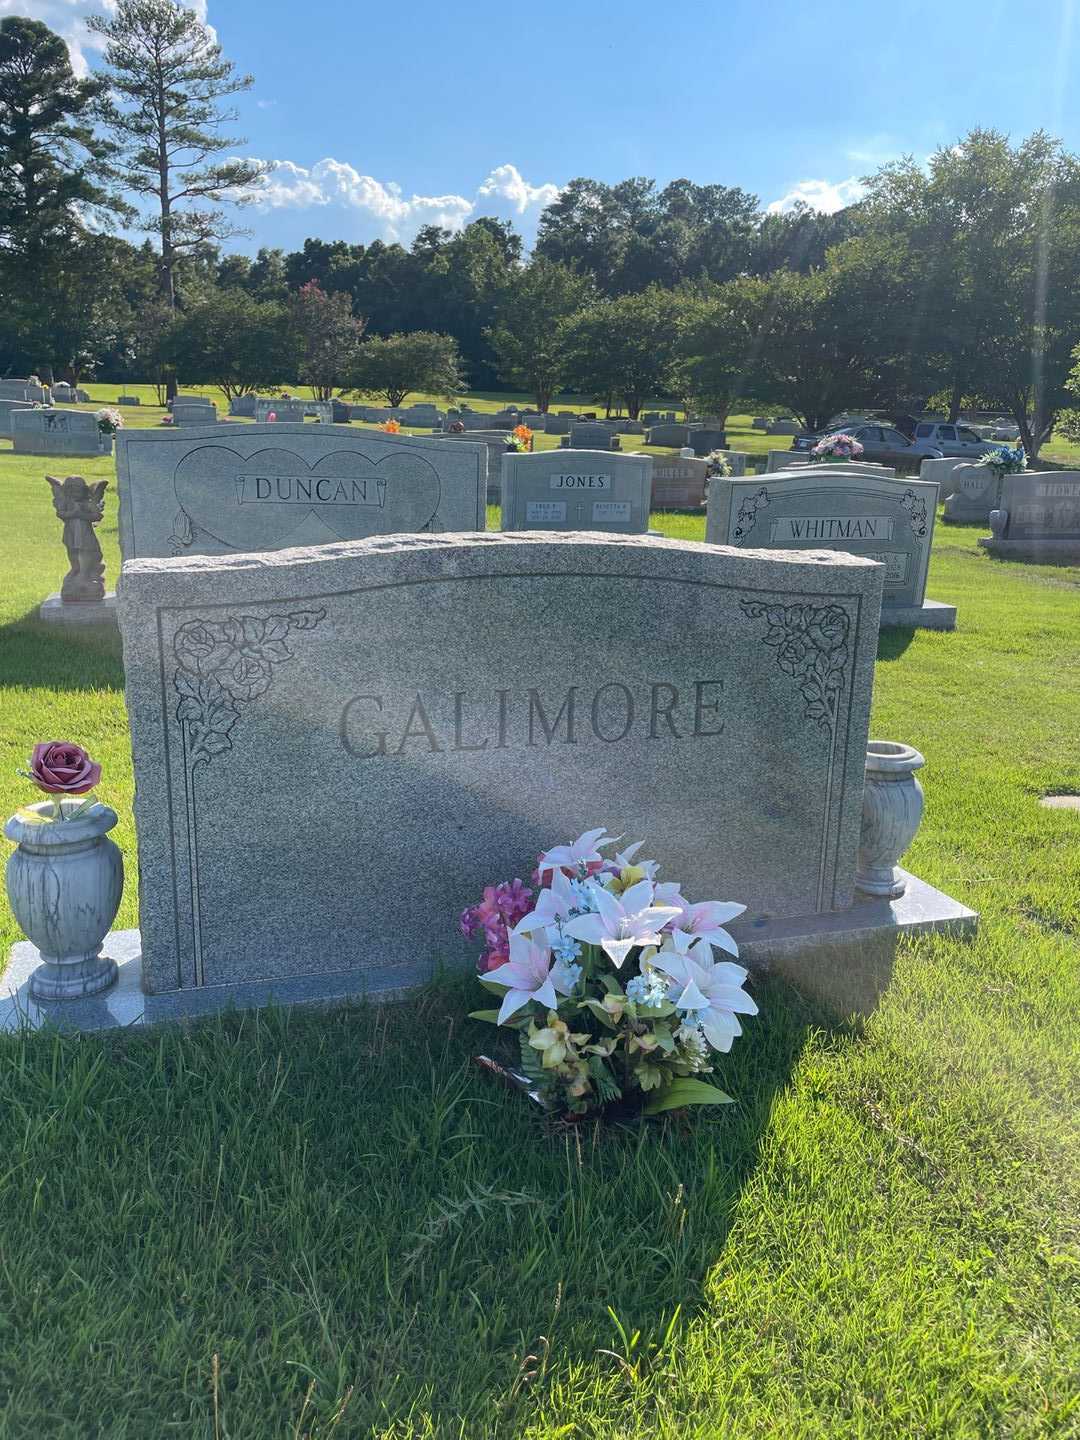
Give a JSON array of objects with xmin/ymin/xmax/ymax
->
[
  {"xmin": 942, "ymin": 463, "xmax": 1001, "ymax": 524},
  {"xmin": 115, "ymin": 422, "xmax": 487, "ymax": 559},
  {"xmin": 501, "ymin": 449, "xmax": 652, "ymax": 533},
  {"xmin": 919, "ymin": 456, "xmax": 968, "ymax": 500},
  {"xmin": 707, "ymin": 467, "xmax": 952, "ymax": 629}
]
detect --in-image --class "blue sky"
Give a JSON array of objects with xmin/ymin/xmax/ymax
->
[{"xmin": 7, "ymin": 0, "xmax": 1080, "ymax": 252}]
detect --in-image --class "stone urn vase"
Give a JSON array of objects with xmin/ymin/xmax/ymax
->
[
  {"xmin": 4, "ymin": 801, "xmax": 123, "ymax": 1000},
  {"xmin": 856, "ymin": 742, "xmax": 926, "ymax": 899}
]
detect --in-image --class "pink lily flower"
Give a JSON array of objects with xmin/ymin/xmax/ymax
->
[
  {"xmin": 485, "ymin": 933, "xmax": 579, "ymax": 1023},
  {"xmin": 536, "ymin": 827, "xmax": 614, "ymax": 880}
]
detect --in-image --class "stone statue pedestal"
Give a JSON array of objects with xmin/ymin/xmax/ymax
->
[{"xmin": 40, "ymin": 592, "xmax": 118, "ymax": 628}]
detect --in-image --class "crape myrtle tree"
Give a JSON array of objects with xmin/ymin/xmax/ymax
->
[
  {"xmin": 88, "ymin": 0, "xmax": 265, "ymax": 336},
  {"xmin": 161, "ymin": 289, "xmax": 295, "ymax": 400},
  {"xmin": 348, "ymin": 331, "xmax": 465, "ymax": 408},
  {"xmin": 288, "ymin": 282, "xmax": 366, "ymax": 399},
  {"xmin": 485, "ymin": 258, "xmax": 592, "ymax": 411},
  {"xmin": 562, "ymin": 286, "xmax": 681, "ymax": 418}
]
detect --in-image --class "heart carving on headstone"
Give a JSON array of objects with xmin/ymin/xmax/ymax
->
[{"xmin": 173, "ymin": 444, "xmax": 443, "ymax": 549}]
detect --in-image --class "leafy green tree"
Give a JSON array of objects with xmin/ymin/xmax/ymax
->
[
  {"xmin": 861, "ymin": 129, "xmax": 1080, "ymax": 456},
  {"xmin": 348, "ymin": 331, "xmax": 465, "ymax": 408},
  {"xmin": 486, "ymin": 259, "xmax": 592, "ymax": 411},
  {"xmin": 89, "ymin": 0, "xmax": 265, "ymax": 317},
  {"xmin": 669, "ymin": 278, "xmax": 770, "ymax": 426},
  {"xmin": 161, "ymin": 290, "xmax": 294, "ymax": 400},
  {"xmin": 288, "ymin": 282, "xmax": 366, "ymax": 399},
  {"xmin": 562, "ymin": 287, "xmax": 680, "ymax": 418},
  {"xmin": 0, "ymin": 16, "xmax": 125, "ymax": 259}
]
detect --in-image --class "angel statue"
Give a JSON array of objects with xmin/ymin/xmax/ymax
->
[{"xmin": 46, "ymin": 474, "xmax": 109, "ymax": 603}]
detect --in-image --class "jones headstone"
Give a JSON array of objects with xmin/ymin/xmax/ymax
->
[
  {"xmin": 116, "ymin": 422, "xmax": 487, "ymax": 559},
  {"xmin": 11, "ymin": 408, "xmax": 112, "ymax": 457},
  {"xmin": 117, "ymin": 533, "xmax": 884, "ymax": 1003},
  {"xmin": 501, "ymin": 450, "xmax": 652, "ymax": 533},
  {"xmin": 707, "ymin": 467, "xmax": 953, "ymax": 629},
  {"xmin": 979, "ymin": 471, "xmax": 1080, "ymax": 561},
  {"xmin": 942, "ymin": 463, "xmax": 1001, "ymax": 524}
]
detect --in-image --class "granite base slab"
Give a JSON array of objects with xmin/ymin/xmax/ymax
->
[
  {"xmin": 2, "ymin": 870, "xmax": 976, "ymax": 1033},
  {"xmin": 880, "ymin": 599, "xmax": 957, "ymax": 631},
  {"xmin": 39, "ymin": 592, "xmax": 118, "ymax": 627},
  {"xmin": 978, "ymin": 538, "xmax": 1080, "ymax": 563}
]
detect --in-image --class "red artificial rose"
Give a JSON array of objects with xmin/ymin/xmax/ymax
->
[{"xmin": 29, "ymin": 741, "xmax": 101, "ymax": 795}]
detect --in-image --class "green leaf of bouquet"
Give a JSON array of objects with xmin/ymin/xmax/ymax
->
[
  {"xmin": 467, "ymin": 1009, "xmax": 502, "ymax": 1024},
  {"xmin": 583, "ymin": 998, "xmax": 618, "ymax": 1028},
  {"xmin": 643, "ymin": 1078, "xmax": 735, "ymax": 1114},
  {"xmin": 598, "ymin": 973, "xmax": 624, "ymax": 996}
]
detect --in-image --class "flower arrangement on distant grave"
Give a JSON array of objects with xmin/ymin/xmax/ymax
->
[
  {"xmin": 705, "ymin": 450, "xmax": 732, "ymax": 478},
  {"xmin": 95, "ymin": 407, "xmax": 123, "ymax": 436},
  {"xmin": 505, "ymin": 423, "xmax": 534, "ymax": 453},
  {"xmin": 18, "ymin": 742, "xmax": 101, "ymax": 823},
  {"xmin": 159, "ymin": 414, "xmax": 174, "ymax": 425},
  {"xmin": 983, "ymin": 444, "xmax": 1027, "ymax": 478},
  {"xmin": 382, "ymin": 418, "xmax": 401, "ymax": 433},
  {"xmin": 464, "ymin": 828, "xmax": 755, "ymax": 1120},
  {"xmin": 810, "ymin": 432, "xmax": 863, "ymax": 461}
]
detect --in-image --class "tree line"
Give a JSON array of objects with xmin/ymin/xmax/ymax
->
[{"xmin": 3, "ymin": 3, "xmax": 1080, "ymax": 455}]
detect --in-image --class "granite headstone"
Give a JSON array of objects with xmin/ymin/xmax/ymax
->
[
  {"xmin": 501, "ymin": 449, "xmax": 652, "ymax": 533},
  {"xmin": 707, "ymin": 467, "xmax": 953, "ymax": 629},
  {"xmin": 942, "ymin": 463, "xmax": 1001, "ymax": 524},
  {"xmin": 11, "ymin": 407, "xmax": 112, "ymax": 457},
  {"xmin": 980, "ymin": 471, "xmax": 1080, "ymax": 561},
  {"xmin": 117, "ymin": 532, "xmax": 886, "ymax": 1003},
  {"xmin": 116, "ymin": 422, "xmax": 487, "ymax": 559},
  {"xmin": 651, "ymin": 457, "xmax": 709, "ymax": 507}
]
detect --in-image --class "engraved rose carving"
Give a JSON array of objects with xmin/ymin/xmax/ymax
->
[
  {"xmin": 173, "ymin": 608, "xmax": 326, "ymax": 769},
  {"xmin": 740, "ymin": 600, "xmax": 851, "ymax": 736}
]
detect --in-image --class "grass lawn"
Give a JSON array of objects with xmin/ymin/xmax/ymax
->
[{"xmin": 0, "ymin": 410, "xmax": 1078, "ymax": 1437}]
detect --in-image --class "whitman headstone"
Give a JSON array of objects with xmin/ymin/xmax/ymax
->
[{"xmin": 707, "ymin": 468, "xmax": 954, "ymax": 629}]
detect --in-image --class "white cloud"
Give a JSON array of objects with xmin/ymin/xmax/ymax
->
[
  {"xmin": 250, "ymin": 159, "xmax": 561, "ymax": 246},
  {"xmin": 0, "ymin": 0, "xmax": 210, "ymax": 75},
  {"xmin": 766, "ymin": 177, "xmax": 866, "ymax": 216}
]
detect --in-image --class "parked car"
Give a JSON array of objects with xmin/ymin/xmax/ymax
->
[
  {"xmin": 791, "ymin": 422, "xmax": 939, "ymax": 471},
  {"xmin": 909, "ymin": 421, "xmax": 996, "ymax": 459}
]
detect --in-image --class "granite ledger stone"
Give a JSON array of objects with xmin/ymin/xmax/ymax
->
[
  {"xmin": 706, "ymin": 467, "xmax": 954, "ymax": 630},
  {"xmin": 501, "ymin": 449, "xmax": 652, "ymax": 533},
  {"xmin": 116, "ymin": 422, "xmax": 488, "ymax": 559},
  {"xmin": 118, "ymin": 533, "xmax": 887, "ymax": 999}
]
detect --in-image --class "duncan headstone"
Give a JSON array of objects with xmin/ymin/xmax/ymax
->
[
  {"xmin": 501, "ymin": 450, "xmax": 652, "ymax": 533},
  {"xmin": 116, "ymin": 422, "xmax": 487, "ymax": 559},
  {"xmin": 116, "ymin": 532, "xmax": 938, "ymax": 1008},
  {"xmin": 707, "ymin": 467, "xmax": 954, "ymax": 630},
  {"xmin": 980, "ymin": 471, "xmax": 1080, "ymax": 561}
]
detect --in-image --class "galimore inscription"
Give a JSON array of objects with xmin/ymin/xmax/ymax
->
[{"xmin": 340, "ymin": 678, "xmax": 724, "ymax": 758}]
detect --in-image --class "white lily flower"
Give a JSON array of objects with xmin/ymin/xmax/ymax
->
[
  {"xmin": 562, "ymin": 879, "xmax": 683, "ymax": 969},
  {"xmin": 673, "ymin": 898, "xmax": 747, "ymax": 957},
  {"xmin": 611, "ymin": 840, "xmax": 659, "ymax": 880},
  {"xmin": 653, "ymin": 880, "xmax": 686, "ymax": 916},
  {"xmin": 650, "ymin": 942, "xmax": 758, "ymax": 1053},
  {"xmin": 485, "ymin": 932, "xmax": 579, "ymax": 1023},
  {"xmin": 512, "ymin": 867, "xmax": 577, "ymax": 937},
  {"xmin": 536, "ymin": 827, "xmax": 614, "ymax": 879}
]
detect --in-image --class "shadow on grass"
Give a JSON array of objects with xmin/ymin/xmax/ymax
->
[
  {"xmin": 877, "ymin": 626, "xmax": 916, "ymax": 661},
  {"xmin": 0, "ymin": 966, "xmax": 845, "ymax": 1435},
  {"xmin": 0, "ymin": 609, "xmax": 123, "ymax": 691}
]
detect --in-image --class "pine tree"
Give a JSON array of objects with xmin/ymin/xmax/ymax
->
[{"xmin": 88, "ymin": 0, "xmax": 264, "ymax": 320}]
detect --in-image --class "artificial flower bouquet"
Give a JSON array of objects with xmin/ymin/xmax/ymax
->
[
  {"xmin": 983, "ymin": 443, "xmax": 1027, "ymax": 477},
  {"xmin": 505, "ymin": 423, "xmax": 534, "ymax": 453},
  {"xmin": 463, "ymin": 829, "xmax": 757, "ymax": 1119},
  {"xmin": 95, "ymin": 407, "xmax": 123, "ymax": 436},
  {"xmin": 810, "ymin": 432, "xmax": 863, "ymax": 461},
  {"xmin": 17, "ymin": 741, "xmax": 102, "ymax": 822}
]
